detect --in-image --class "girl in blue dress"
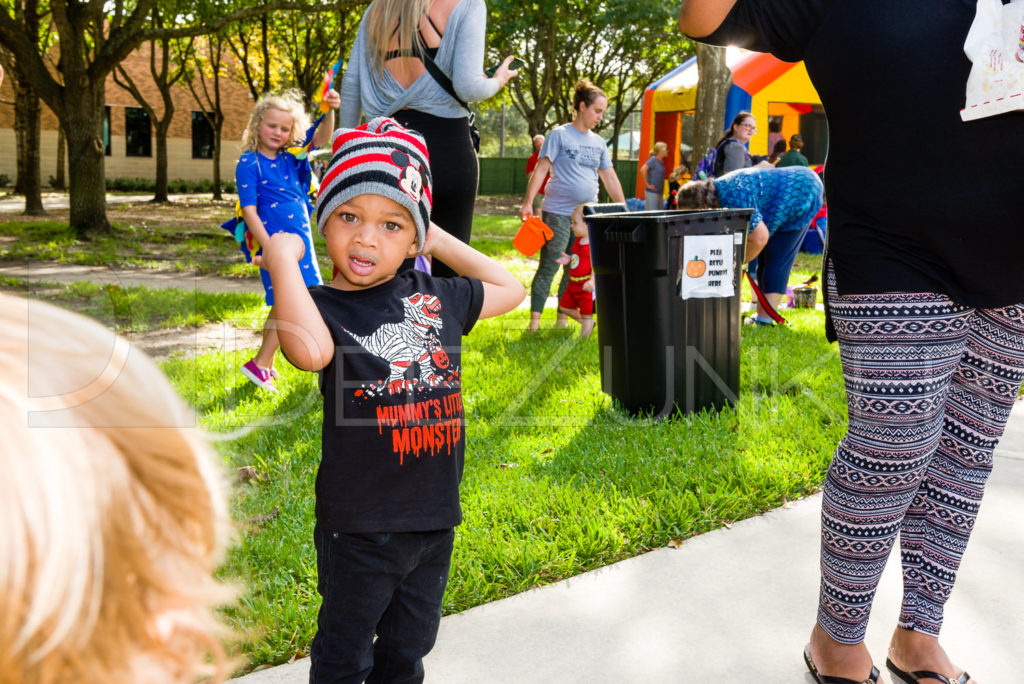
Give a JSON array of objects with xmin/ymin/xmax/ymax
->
[{"xmin": 237, "ymin": 89, "xmax": 339, "ymax": 391}]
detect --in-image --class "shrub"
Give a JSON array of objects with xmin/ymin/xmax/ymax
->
[
  {"xmin": 106, "ymin": 177, "xmax": 156, "ymax": 192},
  {"xmin": 0, "ymin": 173, "xmax": 10, "ymax": 187},
  {"xmin": 103, "ymin": 177, "xmax": 236, "ymax": 194}
]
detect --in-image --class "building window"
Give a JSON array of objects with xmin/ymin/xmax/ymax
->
[
  {"xmin": 103, "ymin": 106, "xmax": 111, "ymax": 156},
  {"xmin": 125, "ymin": 107, "xmax": 151, "ymax": 157},
  {"xmin": 191, "ymin": 111, "xmax": 215, "ymax": 159}
]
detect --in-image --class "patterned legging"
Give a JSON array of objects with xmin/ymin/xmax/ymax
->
[{"xmin": 820, "ymin": 267, "xmax": 1024, "ymax": 643}]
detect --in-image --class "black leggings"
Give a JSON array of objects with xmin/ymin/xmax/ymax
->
[{"xmin": 392, "ymin": 109, "xmax": 478, "ymax": 278}]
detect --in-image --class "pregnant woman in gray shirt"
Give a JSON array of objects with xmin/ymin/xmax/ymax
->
[
  {"xmin": 340, "ymin": 0, "xmax": 517, "ymax": 277},
  {"xmin": 519, "ymin": 79, "xmax": 627, "ymax": 332}
]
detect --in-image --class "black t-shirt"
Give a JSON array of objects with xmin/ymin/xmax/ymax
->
[
  {"xmin": 307, "ymin": 270, "xmax": 484, "ymax": 533},
  {"xmin": 697, "ymin": 0, "xmax": 1024, "ymax": 308}
]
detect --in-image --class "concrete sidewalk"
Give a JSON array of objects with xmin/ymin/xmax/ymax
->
[{"xmin": 233, "ymin": 404, "xmax": 1024, "ymax": 684}]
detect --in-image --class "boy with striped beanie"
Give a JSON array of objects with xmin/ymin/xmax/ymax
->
[{"xmin": 259, "ymin": 117, "xmax": 525, "ymax": 682}]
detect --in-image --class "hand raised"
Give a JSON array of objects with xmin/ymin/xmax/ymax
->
[
  {"xmin": 492, "ymin": 56, "xmax": 520, "ymax": 88},
  {"xmin": 322, "ymin": 88, "xmax": 341, "ymax": 110},
  {"xmin": 262, "ymin": 232, "xmax": 306, "ymax": 270}
]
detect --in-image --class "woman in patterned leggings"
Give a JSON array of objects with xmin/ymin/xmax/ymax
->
[
  {"xmin": 679, "ymin": 1, "xmax": 1024, "ymax": 682},
  {"xmin": 820, "ymin": 269, "xmax": 1024, "ymax": 682}
]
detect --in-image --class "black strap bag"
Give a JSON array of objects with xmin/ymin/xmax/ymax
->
[{"xmin": 420, "ymin": 52, "xmax": 481, "ymax": 152}]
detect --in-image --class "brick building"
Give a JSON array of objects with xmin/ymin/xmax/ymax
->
[{"xmin": 0, "ymin": 45, "xmax": 254, "ymax": 185}]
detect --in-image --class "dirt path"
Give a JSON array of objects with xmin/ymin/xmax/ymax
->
[
  {"xmin": 0, "ymin": 193, "xmax": 522, "ymax": 359},
  {"xmin": 0, "ymin": 260, "xmax": 257, "ymax": 294},
  {"xmin": 127, "ymin": 323, "xmax": 263, "ymax": 361},
  {"xmin": 0, "ymin": 192, "xmax": 221, "ymax": 215}
]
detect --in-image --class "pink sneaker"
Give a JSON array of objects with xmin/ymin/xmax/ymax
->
[{"xmin": 241, "ymin": 359, "xmax": 278, "ymax": 392}]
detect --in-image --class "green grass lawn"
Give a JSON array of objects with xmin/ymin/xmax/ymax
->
[
  {"xmin": 1, "ymin": 201, "xmax": 838, "ymax": 674},
  {"xmin": 161, "ymin": 305, "xmax": 841, "ymax": 673},
  {"xmin": 0, "ymin": 276, "xmax": 267, "ymax": 332}
]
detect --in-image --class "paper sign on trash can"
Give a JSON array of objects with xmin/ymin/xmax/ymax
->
[{"xmin": 680, "ymin": 234, "xmax": 735, "ymax": 299}]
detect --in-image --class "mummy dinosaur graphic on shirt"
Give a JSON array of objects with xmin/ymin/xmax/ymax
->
[{"xmin": 344, "ymin": 292, "xmax": 460, "ymax": 397}]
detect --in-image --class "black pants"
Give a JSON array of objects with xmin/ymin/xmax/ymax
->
[
  {"xmin": 392, "ymin": 109, "xmax": 478, "ymax": 279},
  {"xmin": 308, "ymin": 526, "xmax": 455, "ymax": 684}
]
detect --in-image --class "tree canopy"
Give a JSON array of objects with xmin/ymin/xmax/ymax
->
[
  {"xmin": 0, "ymin": 0, "xmax": 366, "ymax": 236},
  {"xmin": 0, "ymin": 0, "xmax": 696, "ymax": 234},
  {"xmin": 484, "ymin": 0, "xmax": 691, "ymax": 143}
]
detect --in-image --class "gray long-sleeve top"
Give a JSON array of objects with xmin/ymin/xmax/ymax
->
[{"xmin": 339, "ymin": 0, "xmax": 500, "ymax": 128}]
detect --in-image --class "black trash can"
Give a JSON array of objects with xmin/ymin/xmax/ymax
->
[{"xmin": 585, "ymin": 208, "xmax": 752, "ymax": 418}]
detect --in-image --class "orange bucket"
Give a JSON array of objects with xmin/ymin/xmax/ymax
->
[{"xmin": 513, "ymin": 216, "xmax": 553, "ymax": 256}]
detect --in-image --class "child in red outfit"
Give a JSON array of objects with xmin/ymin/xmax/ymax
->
[{"xmin": 555, "ymin": 204, "xmax": 595, "ymax": 337}]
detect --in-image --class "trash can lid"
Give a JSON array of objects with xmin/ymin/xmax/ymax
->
[{"xmin": 584, "ymin": 208, "xmax": 754, "ymax": 224}]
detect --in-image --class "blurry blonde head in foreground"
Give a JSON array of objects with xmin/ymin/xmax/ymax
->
[{"xmin": 0, "ymin": 293, "xmax": 233, "ymax": 684}]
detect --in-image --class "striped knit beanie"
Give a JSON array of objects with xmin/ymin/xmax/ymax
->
[{"xmin": 317, "ymin": 117, "xmax": 433, "ymax": 248}]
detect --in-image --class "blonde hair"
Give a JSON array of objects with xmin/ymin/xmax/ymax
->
[
  {"xmin": 241, "ymin": 90, "xmax": 312, "ymax": 152},
  {"xmin": 366, "ymin": 0, "xmax": 431, "ymax": 78},
  {"xmin": 652, "ymin": 141, "xmax": 668, "ymax": 155},
  {"xmin": 572, "ymin": 203, "xmax": 590, "ymax": 224},
  {"xmin": 668, "ymin": 164, "xmax": 689, "ymax": 183},
  {"xmin": 0, "ymin": 294, "xmax": 234, "ymax": 684}
]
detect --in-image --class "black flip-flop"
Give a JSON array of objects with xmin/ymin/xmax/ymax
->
[
  {"xmin": 804, "ymin": 645, "xmax": 880, "ymax": 684},
  {"xmin": 886, "ymin": 658, "xmax": 970, "ymax": 684}
]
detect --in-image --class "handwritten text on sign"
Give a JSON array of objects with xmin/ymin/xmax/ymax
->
[{"xmin": 680, "ymin": 234, "xmax": 735, "ymax": 299}]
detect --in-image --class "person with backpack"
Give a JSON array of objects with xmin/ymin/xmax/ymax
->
[
  {"xmin": 695, "ymin": 110, "xmax": 773, "ymax": 179},
  {"xmin": 339, "ymin": 0, "xmax": 519, "ymax": 277}
]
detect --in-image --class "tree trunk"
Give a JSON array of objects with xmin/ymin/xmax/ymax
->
[
  {"xmin": 154, "ymin": 119, "xmax": 170, "ymax": 201},
  {"xmin": 212, "ymin": 124, "xmax": 223, "ymax": 200},
  {"xmin": 64, "ymin": 81, "xmax": 111, "ymax": 237},
  {"xmin": 55, "ymin": 127, "xmax": 66, "ymax": 190},
  {"xmin": 261, "ymin": 16, "xmax": 271, "ymax": 95},
  {"xmin": 12, "ymin": 68, "xmax": 45, "ymax": 214},
  {"xmin": 693, "ymin": 43, "xmax": 732, "ymax": 169}
]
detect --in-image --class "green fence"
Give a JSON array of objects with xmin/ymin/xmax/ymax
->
[{"xmin": 478, "ymin": 157, "xmax": 639, "ymax": 197}]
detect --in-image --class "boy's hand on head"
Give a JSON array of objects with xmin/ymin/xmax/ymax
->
[
  {"xmin": 419, "ymin": 221, "xmax": 449, "ymax": 257},
  {"xmin": 262, "ymin": 232, "xmax": 306, "ymax": 271}
]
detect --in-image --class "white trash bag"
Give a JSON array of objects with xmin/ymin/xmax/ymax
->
[{"xmin": 961, "ymin": 0, "xmax": 1024, "ymax": 121}]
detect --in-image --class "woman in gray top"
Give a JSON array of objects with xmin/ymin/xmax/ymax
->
[
  {"xmin": 714, "ymin": 111, "xmax": 772, "ymax": 176},
  {"xmin": 340, "ymin": 0, "xmax": 517, "ymax": 277},
  {"xmin": 641, "ymin": 141, "xmax": 669, "ymax": 210}
]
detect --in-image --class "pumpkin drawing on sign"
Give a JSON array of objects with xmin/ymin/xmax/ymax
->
[{"xmin": 685, "ymin": 257, "xmax": 706, "ymax": 278}]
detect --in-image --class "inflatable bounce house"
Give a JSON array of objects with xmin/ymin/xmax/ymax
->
[{"xmin": 636, "ymin": 48, "xmax": 823, "ymax": 199}]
